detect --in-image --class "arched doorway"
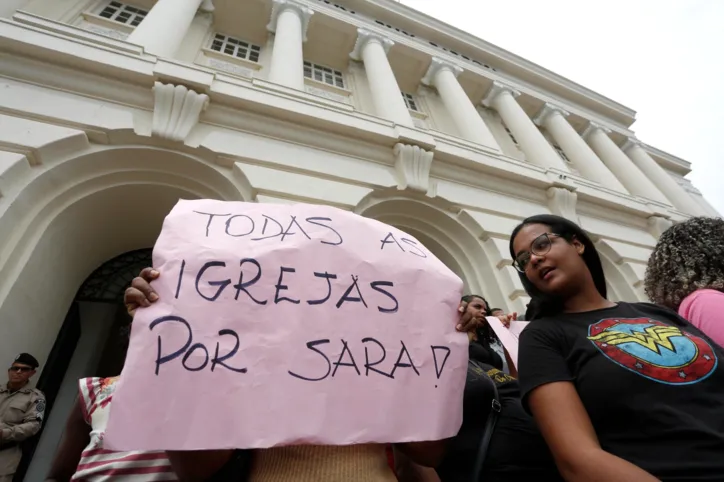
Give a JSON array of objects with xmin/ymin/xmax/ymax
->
[
  {"xmin": 0, "ymin": 144, "xmax": 247, "ymax": 480},
  {"xmin": 22, "ymin": 248, "xmax": 152, "ymax": 480}
]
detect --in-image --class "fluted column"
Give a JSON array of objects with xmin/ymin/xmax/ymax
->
[
  {"xmin": 421, "ymin": 57, "xmax": 499, "ymax": 150},
  {"xmin": 583, "ymin": 123, "xmax": 669, "ymax": 204},
  {"xmin": 623, "ymin": 139, "xmax": 706, "ymax": 215},
  {"xmin": 127, "ymin": 0, "xmax": 208, "ymax": 57},
  {"xmin": 534, "ymin": 103, "xmax": 626, "ymax": 192},
  {"xmin": 266, "ymin": 0, "xmax": 313, "ymax": 90},
  {"xmin": 483, "ymin": 82, "xmax": 568, "ymax": 171},
  {"xmin": 350, "ymin": 29, "xmax": 412, "ymax": 127}
]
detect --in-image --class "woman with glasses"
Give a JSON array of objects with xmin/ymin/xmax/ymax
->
[{"xmin": 510, "ymin": 214, "xmax": 724, "ymax": 481}]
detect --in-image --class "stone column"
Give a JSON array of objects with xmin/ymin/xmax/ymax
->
[
  {"xmin": 623, "ymin": 139, "xmax": 706, "ymax": 215},
  {"xmin": 583, "ymin": 123, "xmax": 670, "ymax": 204},
  {"xmin": 350, "ymin": 29, "xmax": 412, "ymax": 127},
  {"xmin": 534, "ymin": 103, "xmax": 626, "ymax": 192},
  {"xmin": 266, "ymin": 0, "xmax": 313, "ymax": 90},
  {"xmin": 127, "ymin": 0, "xmax": 207, "ymax": 57},
  {"xmin": 421, "ymin": 57, "xmax": 499, "ymax": 150},
  {"xmin": 483, "ymin": 82, "xmax": 568, "ymax": 171}
]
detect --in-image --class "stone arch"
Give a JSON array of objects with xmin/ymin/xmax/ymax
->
[
  {"xmin": 595, "ymin": 240, "xmax": 646, "ymax": 302},
  {"xmin": 355, "ymin": 192, "xmax": 508, "ymax": 310},
  {"xmin": 0, "ymin": 144, "xmax": 251, "ymax": 368}
]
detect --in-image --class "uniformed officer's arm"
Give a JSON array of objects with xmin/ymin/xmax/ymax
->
[{"xmin": 0, "ymin": 391, "xmax": 45, "ymax": 442}]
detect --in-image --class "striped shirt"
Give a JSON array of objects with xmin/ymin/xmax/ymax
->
[{"xmin": 73, "ymin": 377, "xmax": 177, "ymax": 481}]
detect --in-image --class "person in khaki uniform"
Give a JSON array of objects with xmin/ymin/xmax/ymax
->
[{"xmin": 0, "ymin": 353, "xmax": 44, "ymax": 482}]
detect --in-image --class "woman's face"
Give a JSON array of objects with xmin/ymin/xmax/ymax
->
[
  {"xmin": 466, "ymin": 297, "xmax": 488, "ymax": 320},
  {"xmin": 512, "ymin": 223, "xmax": 587, "ymax": 296}
]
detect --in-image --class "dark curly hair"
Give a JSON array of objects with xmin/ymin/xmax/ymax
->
[{"xmin": 645, "ymin": 217, "xmax": 724, "ymax": 310}]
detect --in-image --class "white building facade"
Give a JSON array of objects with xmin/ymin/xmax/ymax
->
[{"xmin": 0, "ymin": 0, "xmax": 719, "ymax": 477}]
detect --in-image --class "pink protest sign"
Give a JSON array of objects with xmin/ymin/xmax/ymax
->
[
  {"xmin": 105, "ymin": 200, "xmax": 467, "ymax": 451},
  {"xmin": 486, "ymin": 317, "xmax": 530, "ymax": 369}
]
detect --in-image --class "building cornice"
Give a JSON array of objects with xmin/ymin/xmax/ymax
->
[
  {"xmin": 326, "ymin": 0, "xmax": 636, "ymax": 126},
  {"xmin": 0, "ymin": 15, "xmax": 676, "ymax": 224}
]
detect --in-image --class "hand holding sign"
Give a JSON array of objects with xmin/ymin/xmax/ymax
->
[{"xmin": 105, "ymin": 200, "xmax": 466, "ymax": 451}]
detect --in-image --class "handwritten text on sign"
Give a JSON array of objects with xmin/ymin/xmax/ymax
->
[{"xmin": 105, "ymin": 200, "xmax": 466, "ymax": 451}]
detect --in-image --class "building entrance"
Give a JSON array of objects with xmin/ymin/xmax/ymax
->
[{"xmin": 20, "ymin": 249, "xmax": 151, "ymax": 481}]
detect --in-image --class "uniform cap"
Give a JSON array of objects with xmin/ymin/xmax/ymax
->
[{"xmin": 14, "ymin": 353, "xmax": 39, "ymax": 369}]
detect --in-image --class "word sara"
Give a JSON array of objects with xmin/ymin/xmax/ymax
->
[{"xmin": 149, "ymin": 314, "xmax": 452, "ymax": 384}]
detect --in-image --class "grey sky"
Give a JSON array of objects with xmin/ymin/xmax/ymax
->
[{"xmin": 401, "ymin": 0, "xmax": 724, "ymax": 215}]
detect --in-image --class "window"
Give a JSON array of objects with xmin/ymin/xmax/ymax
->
[
  {"xmin": 553, "ymin": 144, "xmax": 571, "ymax": 163},
  {"xmin": 401, "ymin": 92, "xmax": 419, "ymax": 112},
  {"xmin": 504, "ymin": 126, "xmax": 519, "ymax": 146},
  {"xmin": 98, "ymin": 1, "xmax": 148, "ymax": 27},
  {"xmin": 304, "ymin": 61, "xmax": 344, "ymax": 88},
  {"xmin": 210, "ymin": 34, "xmax": 261, "ymax": 62}
]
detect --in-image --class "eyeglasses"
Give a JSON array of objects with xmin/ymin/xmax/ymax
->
[
  {"xmin": 513, "ymin": 233, "xmax": 560, "ymax": 273},
  {"xmin": 8, "ymin": 366, "xmax": 32, "ymax": 373}
]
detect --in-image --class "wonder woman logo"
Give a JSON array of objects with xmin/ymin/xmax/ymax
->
[{"xmin": 587, "ymin": 318, "xmax": 717, "ymax": 385}]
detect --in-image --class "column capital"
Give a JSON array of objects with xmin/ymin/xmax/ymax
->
[
  {"xmin": 421, "ymin": 57, "xmax": 463, "ymax": 86},
  {"xmin": 481, "ymin": 80, "xmax": 520, "ymax": 107},
  {"xmin": 266, "ymin": 0, "xmax": 314, "ymax": 41},
  {"xmin": 349, "ymin": 28, "xmax": 394, "ymax": 61},
  {"xmin": 199, "ymin": 0, "xmax": 214, "ymax": 13},
  {"xmin": 533, "ymin": 102, "xmax": 570, "ymax": 127},
  {"xmin": 582, "ymin": 120, "xmax": 611, "ymax": 141},
  {"xmin": 622, "ymin": 137, "xmax": 644, "ymax": 153}
]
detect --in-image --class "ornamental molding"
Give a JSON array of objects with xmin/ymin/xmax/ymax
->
[
  {"xmin": 393, "ymin": 143, "xmax": 434, "ymax": 193},
  {"xmin": 266, "ymin": 0, "xmax": 314, "ymax": 42},
  {"xmin": 647, "ymin": 215, "xmax": 673, "ymax": 239},
  {"xmin": 582, "ymin": 121, "xmax": 612, "ymax": 141},
  {"xmin": 350, "ymin": 28, "xmax": 394, "ymax": 61},
  {"xmin": 533, "ymin": 102, "xmax": 570, "ymax": 127},
  {"xmin": 482, "ymin": 81, "xmax": 520, "ymax": 108},
  {"xmin": 546, "ymin": 186, "xmax": 578, "ymax": 222},
  {"xmin": 421, "ymin": 57, "xmax": 463, "ymax": 86},
  {"xmin": 200, "ymin": 0, "xmax": 215, "ymax": 13},
  {"xmin": 152, "ymin": 82, "xmax": 209, "ymax": 143},
  {"xmin": 622, "ymin": 137, "xmax": 644, "ymax": 153}
]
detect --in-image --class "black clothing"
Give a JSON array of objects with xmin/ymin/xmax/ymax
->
[
  {"xmin": 519, "ymin": 302, "xmax": 724, "ymax": 481},
  {"xmin": 436, "ymin": 343, "xmax": 561, "ymax": 482}
]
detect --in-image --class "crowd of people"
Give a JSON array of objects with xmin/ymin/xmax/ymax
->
[{"xmin": 2, "ymin": 214, "xmax": 724, "ymax": 482}]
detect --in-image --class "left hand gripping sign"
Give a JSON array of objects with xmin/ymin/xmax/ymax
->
[{"xmin": 105, "ymin": 200, "xmax": 467, "ymax": 450}]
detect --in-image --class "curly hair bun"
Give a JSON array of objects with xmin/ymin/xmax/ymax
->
[{"xmin": 645, "ymin": 217, "xmax": 724, "ymax": 310}]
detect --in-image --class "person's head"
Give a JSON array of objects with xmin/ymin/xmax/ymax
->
[
  {"xmin": 461, "ymin": 294, "xmax": 491, "ymax": 320},
  {"xmin": 490, "ymin": 308, "xmax": 504, "ymax": 317},
  {"xmin": 509, "ymin": 215, "xmax": 607, "ymax": 318},
  {"xmin": 644, "ymin": 217, "xmax": 724, "ymax": 310},
  {"xmin": 8, "ymin": 353, "xmax": 38, "ymax": 389}
]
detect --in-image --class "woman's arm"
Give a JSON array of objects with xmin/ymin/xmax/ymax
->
[
  {"xmin": 393, "ymin": 445, "xmax": 441, "ymax": 482},
  {"xmin": 166, "ymin": 450, "xmax": 235, "ymax": 482},
  {"xmin": 529, "ymin": 381, "xmax": 659, "ymax": 482},
  {"xmin": 394, "ymin": 440, "xmax": 448, "ymax": 468},
  {"xmin": 45, "ymin": 398, "xmax": 90, "ymax": 482}
]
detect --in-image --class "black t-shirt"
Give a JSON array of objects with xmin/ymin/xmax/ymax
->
[
  {"xmin": 436, "ymin": 344, "xmax": 561, "ymax": 482},
  {"xmin": 518, "ymin": 302, "xmax": 724, "ymax": 481}
]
